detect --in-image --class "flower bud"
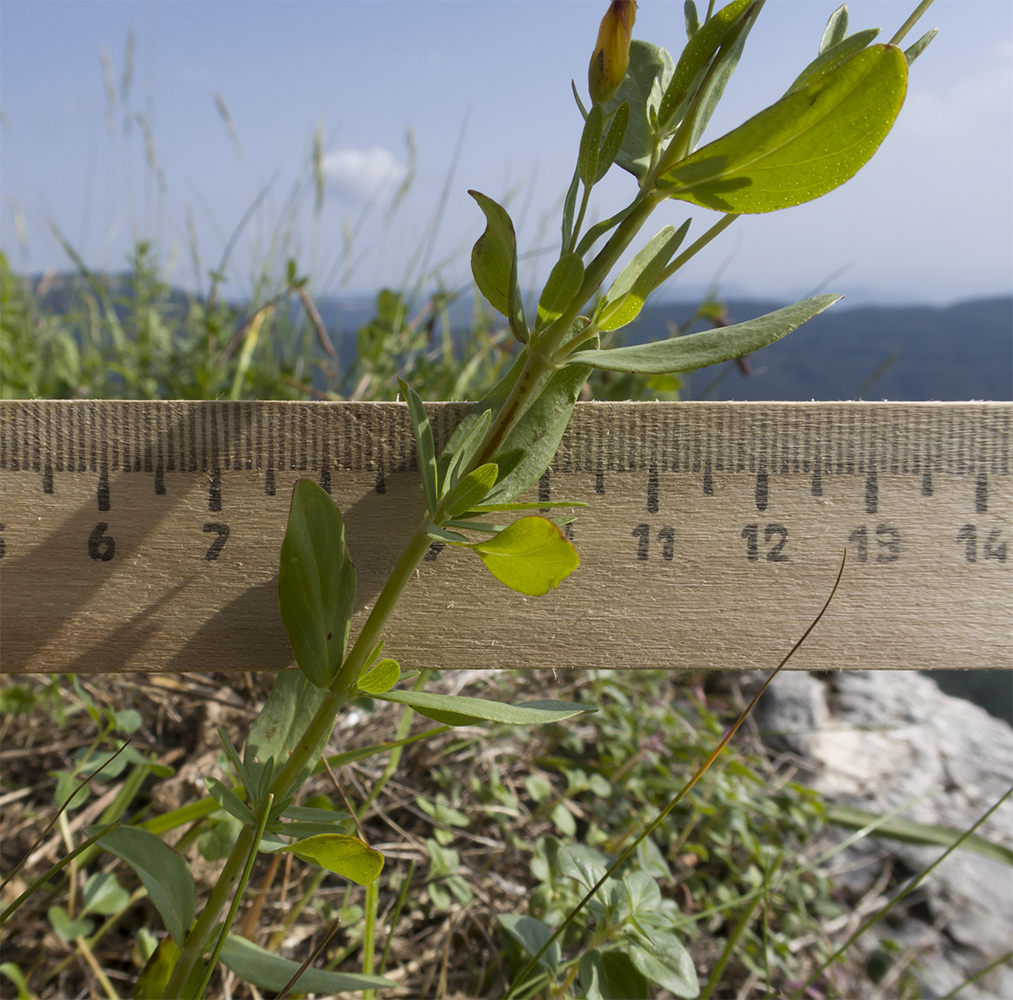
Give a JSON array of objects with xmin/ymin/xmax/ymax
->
[{"xmin": 588, "ymin": 1, "xmax": 637, "ymax": 106}]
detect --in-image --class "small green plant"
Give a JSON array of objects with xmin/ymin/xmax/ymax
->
[{"xmin": 1, "ymin": 2, "xmax": 946, "ymax": 997}]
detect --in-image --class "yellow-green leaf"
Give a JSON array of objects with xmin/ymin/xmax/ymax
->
[
  {"xmin": 356, "ymin": 658, "xmax": 401, "ymax": 696},
  {"xmin": 658, "ymin": 45, "xmax": 907, "ymax": 213},
  {"xmin": 278, "ymin": 833, "xmax": 384, "ymax": 886},
  {"xmin": 468, "ymin": 516, "xmax": 579, "ymax": 596}
]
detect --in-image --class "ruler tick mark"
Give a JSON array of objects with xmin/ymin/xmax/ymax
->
[
  {"xmin": 865, "ymin": 471, "xmax": 878, "ymax": 514},
  {"xmin": 647, "ymin": 463, "xmax": 659, "ymax": 513},
  {"xmin": 43, "ymin": 464, "xmax": 53, "ymax": 495},
  {"xmin": 155, "ymin": 464, "xmax": 165, "ymax": 495},
  {"xmin": 975, "ymin": 472, "xmax": 988, "ymax": 513},
  {"xmin": 811, "ymin": 466, "xmax": 822, "ymax": 497},
  {"xmin": 209, "ymin": 467, "xmax": 222, "ymax": 512},
  {"xmin": 755, "ymin": 471, "xmax": 768, "ymax": 512},
  {"xmin": 265, "ymin": 468, "xmax": 276, "ymax": 496},
  {"xmin": 97, "ymin": 467, "xmax": 110, "ymax": 511},
  {"xmin": 921, "ymin": 470, "xmax": 933, "ymax": 496},
  {"xmin": 375, "ymin": 468, "xmax": 386, "ymax": 494}
]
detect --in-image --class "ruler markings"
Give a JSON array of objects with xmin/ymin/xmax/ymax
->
[{"xmin": 2, "ymin": 399, "xmax": 1010, "ymax": 675}]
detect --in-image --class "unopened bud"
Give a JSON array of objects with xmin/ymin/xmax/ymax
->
[{"xmin": 588, "ymin": 1, "xmax": 637, "ymax": 106}]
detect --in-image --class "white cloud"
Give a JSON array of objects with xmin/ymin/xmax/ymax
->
[{"xmin": 322, "ymin": 146, "xmax": 408, "ymax": 203}]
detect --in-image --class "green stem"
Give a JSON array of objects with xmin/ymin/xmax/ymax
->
[
  {"xmin": 656, "ymin": 213, "xmax": 738, "ymax": 286},
  {"xmin": 700, "ymin": 896, "xmax": 762, "ymax": 999},
  {"xmin": 889, "ymin": 0, "xmax": 935, "ymax": 46},
  {"xmin": 328, "ymin": 523, "xmax": 434, "ymax": 705},
  {"xmin": 195, "ymin": 794, "xmax": 274, "ymax": 1000},
  {"xmin": 361, "ymin": 879, "xmax": 379, "ymax": 1000},
  {"xmin": 164, "ymin": 825, "xmax": 255, "ymax": 999}
]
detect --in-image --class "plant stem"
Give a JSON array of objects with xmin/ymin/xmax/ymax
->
[
  {"xmin": 889, "ymin": 0, "xmax": 935, "ymax": 46},
  {"xmin": 163, "ymin": 825, "xmax": 254, "ymax": 999},
  {"xmin": 361, "ymin": 879, "xmax": 379, "ymax": 1000}
]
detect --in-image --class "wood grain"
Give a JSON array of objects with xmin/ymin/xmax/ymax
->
[{"xmin": 1, "ymin": 400, "xmax": 1009, "ymax": 674}]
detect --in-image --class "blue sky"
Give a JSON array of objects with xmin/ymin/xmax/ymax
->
[{"xmin": 2, "ymin": 1, "xmax": 1011, "ymax": 306}]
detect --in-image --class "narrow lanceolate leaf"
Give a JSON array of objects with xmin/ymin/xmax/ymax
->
[
  {"xmin": 578, "ymin": 103, "xmax": 605, "ymax": 186},
  {"xmin": 444, "ymin": 463, "xmax": 498, "ymax": 519},
  {"xmin": 469, "ymin": 190, "xmax": 528, "ymax": 343},
  {"xmin": 786, "ymin": 29, "xmax": 880, "ymax": 95},
  {"xmin": 468, "ymin": 516, "xmax": 579, "ymax": 596},
  {"xmin": 594, "ymin": 223, "xmax": 691, "ymax": 333},
  {"xmin": 399, "ymin": 379, "xmax": 438, "ymax": 518},
  {"xmin": 659, "ymin": 0, "xmax": 755, "ymax": 129},
  {"xmin": 595, "ymin": 101, "xmax": 630, "ymax": 183},
  {"xmin": 96, "ymin": 827, "xmax": 195, "ymax": 946},
  {"xmin": 374, "ymin": 690, "xmax": 594, "ymax": 728},
  {"xmin": 536, "ymin": 254, "xmax": 584, "ymax": 332},
  {"xmin": 220, "ymin": 934, "xmax": 396, "ymax": 994},
  {"xmin": 575, "ymin": 295, "xmax": 841, "ymax": 374},
  {"xmin": 279, "ymin": 479, "xmax": 357, "ymax": 689},
  {"xmin": 278, "ymin": 833, "xmax": 384, "ymax": 886},
  {"xmin": 820, "ymin": 4, "xmax": 849, "ymax": 54},
  {"xmin": 658, "ymin": 45, "xmax": 908, "ymax": 213},
  {"xmin": 904, "ymin": 28, "xmax": 938, "ymax": 66}
]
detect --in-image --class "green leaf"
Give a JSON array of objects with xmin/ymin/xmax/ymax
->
[
  {"xmin": 399, "ymin": 378, "xmax": 438, "ymax": 518},
  {"xmin": 374, "ymin": 690, "xmax": 593, "ymax": 728},
  {"xmin": 356, "ymin": 657, "xmax": 401, "ymax": 696},
  {"xmin": 596, "ymin": 101, "xmax": 631, "ymax": 183},
  {"xmin": 277, "ymin": 833, "xmax": 384, "ymax": 886},
  {"xmin": 603, "ymin": 41, "xmax": 675, "ymax": 179},
  {"xmin": 278, "ymin": 478, "xmax": 357, "ymax": 689},
  {"xmin": 217, "ymin": 727, "xmax": 252, "ymax": 791},
  {"xmin": 786, "ymin": 28, "xmax": 880, "ymax": 95},
  {"xmin": 826, "ymin": 804, "xmax": 1013, "ymax": 866},
  {"xmin": 444, "ymin": 463, "xmax": 498, "ymax": 518},
  {"xmin": 469, "ymin": 190, "xmax": 528, "ymax": 343},
  {"xmin": 594, "ymin": 223, "xmax": 691, "ymax": 333},
  {"xmin": 578, "ymin": 103, "xmax": 605, "ymax": 186},
  {"xmin": 660, "ymin": 0, "xmax": 755, "ymax": 129},
  {"xmin": 467, "ymin": 500, "xmax": 587, "ymax": 513},
  {"xmin": 0, "ymin": 962, "xmax": 32, "ymax": 1000},
  {"xmin": 48, "ymin": 905, "xmax": 94, "ymax": 942},
  {"xmin": 467, "ymin": 516, "xmax": 579, "ymax": 596},
  {"xmin": 499, "ymin": 914, "xmax": 560, "ymax": 971},
  {"xmin": 561, "ymin": 161, "xmax": 582, "ymax": 252},
  {"xmin": 628, "ymin": 931, "xmax": 699, "ymax": 997},
  {"xmin": 440, "ymin": 406, "xmax": 492, "ymax": 497},
  {"xmin": 658, "ymin": 45, "xmax": 908, "ymax": 213},
  {"xmin": 243, "ymin": 670, "xmax": 333, "ymax": 792},
  {"xmin": 580, "ymin": 950, "xmax": 650, "ymax": 1000},
  {"xmin": 133, "ymin": 935, "xmax": 205, "ymax": 1000},
  {"xmin": 96, "ymin": 826, "xmax": 195, "ymax": 945},
  {"xmin": 487, "ymin": 360, "xmax": 591, "ymax": 504},
  {"xmin": 81, "ymin": 871, "xmax": 130, "ymax": 916},
  {"xmin": 904, "ymin": 28, "xmax": 938, "ymax": 66},
  {"xmin": 575, "ymin": 295, "xmax": 841, "ymax": 373},
  {"xmin": 684, "ymin": 1, "xmax": 700, "ymax": 40},
  {"xmin": 220, "ymin": 934, "xmax": 395, "ymax": 993},
  {"xmin": 820, "ymin": 5, "xmax": 849, "ymax": 54},
  {"xmin": 205, "ymin": 777, "xmax": 257, "ymax": 827},
  {"xmin": 556, "ymin": 843, "xmax": 610, "ymax": 890},
  {"xmin": 536, "ymin": 254, "xmax": 584, "ymax": 332}
]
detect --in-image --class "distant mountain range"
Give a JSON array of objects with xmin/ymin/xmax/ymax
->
[{"xmin": 28, "ymin": 270, "xmax": 1011, "ymax": 401}]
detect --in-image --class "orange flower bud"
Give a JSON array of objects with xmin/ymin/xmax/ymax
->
[{"xmin": 588, "ymin": 1, "xmax": 637, "ymax": 106}]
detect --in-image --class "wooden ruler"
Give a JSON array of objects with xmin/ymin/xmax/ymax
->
[{"xmin": 1, "ymin": 400, "xmax": 1009, "ymax": 675}]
